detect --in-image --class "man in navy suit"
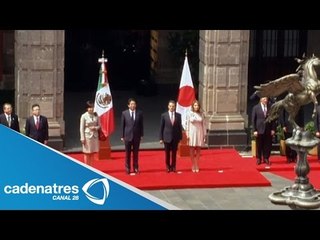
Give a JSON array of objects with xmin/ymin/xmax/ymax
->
[
  {"xmin": 0, "ymin": 102, "xmax": 20, "ymax": 132},
  {"xmin": 252, "ymin": 97, "xmax": 275, "ymax": 165},
  {"xmin": 159, "ymin": 100, "xmax": 183, "ymax": 172},
  {"xmin": 121, "ymin": 98, "xmax": 144, "ymax": 174},
  {"xmin": 25, "ymin": 103, "xmax": 49, "ymax": 144}
]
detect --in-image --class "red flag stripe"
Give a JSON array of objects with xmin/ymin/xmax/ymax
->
[
  {"xmin": 99, "ymin": 108, "xmax": 115, "ymax": 138},
  {"xmin": 177, "ymin": 86, "xmax": 196, "ymax": 107}
]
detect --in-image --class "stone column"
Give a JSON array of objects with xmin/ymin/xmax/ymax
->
[
  {"xmin": 199, "ymin": 30, "xmax": 250, "ymax": 147},
  {"xmin": 15, "ymin": 30, "xmax": 65, "ymax": 150}
]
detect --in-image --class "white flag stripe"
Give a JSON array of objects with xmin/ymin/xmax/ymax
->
[
  {"xmin": 94, "ymin": 85, "xmax": 113, "ymax": 116},
  {"xmin": 179, "ymin": 56, "xmax": 194, "ymax": 88},
  {"xmin": 176, "ymin": 104, "xmax": 190, "ymax": 130},
  {"xmin": 176, "ymin": 55, "xmax": 195, "ymax": 130}
]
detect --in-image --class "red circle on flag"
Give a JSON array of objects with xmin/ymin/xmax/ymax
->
[{"xmin": 177, "ymin": 86, "xmax": 195, "ymax": 107}]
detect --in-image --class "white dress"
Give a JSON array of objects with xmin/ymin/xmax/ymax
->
[
  {"xmin": 186, "ymin": 111, "xmax": 206, "ymax": 147},
  {"xmin": 80, "ymin": 112, "xmax": 100, "ymax": 153}
]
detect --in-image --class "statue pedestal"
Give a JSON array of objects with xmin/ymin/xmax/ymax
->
[
  {"xmin": 98, "ymin": 137, "xmax": 111, "ymax": 160},
  {"xmin": 269, "ymin": 129, "xmax": 320, "ymax": 209},
  {"xmin": 178, "ymin": 131, "xmax": 190, "ymax": 157}
]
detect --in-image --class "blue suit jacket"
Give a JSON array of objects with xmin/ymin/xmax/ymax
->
[
  {"xmin": 121, "ymin": 109, "xmax": 144, "ymax": 142},
  {"xmin": 252, "ymin": 103, "xmax": 275, "ymax": 134},
  {"xmin": 159, "ymin": 111, "xmax": 183, "ymax": 143},
  {"xmin": 25, "ymin": 115, "xmax": 49, "ymax": 143}
]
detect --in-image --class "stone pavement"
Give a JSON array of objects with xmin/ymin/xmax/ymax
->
[
  {"xmin": 145, "ymin": 150, "xmax": 320, "ymax": 210},
  {"xmin": 145, "ymin": 172, "xmax": 317, "ymax": 210}
]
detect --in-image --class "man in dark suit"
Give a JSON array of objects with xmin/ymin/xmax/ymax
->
[
  {"xmin": 0, "ymin": 102, "xmax": 20, "ymax": 132},
  {"xmin": 252, "ymin": 97, "xmax": 276, "ymax": 165},
  {"xmin": 159, "ymin": 100, "xmax": 183, "ymax": 172},
  {"xmin": 25, "ymin": 103, "xmax": 49, "ymax": 144},
  {"xmin": 279, "ymin": 108, "xmax": 301, "ymax": 163},
  {"xmin": 121, "ymin": 98, "xmax": 144, "ymax": 174}
]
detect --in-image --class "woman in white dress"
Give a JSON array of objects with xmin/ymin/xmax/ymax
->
[
  {"xmin": 185, "ymin": 100, "xmax": 206, "ymax": 172},
  {"xmin": 80, "ymin": 101, "xmax": 101, "ymax": 165}
]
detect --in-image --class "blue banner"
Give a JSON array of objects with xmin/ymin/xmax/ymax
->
[{"xmin": 0, "ymin": 125, "xmax": 178, "ymax": 210}]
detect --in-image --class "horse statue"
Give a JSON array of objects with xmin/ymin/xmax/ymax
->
[{"xmin": 254, "ymin": 54, "xmax": 320, "ymax": 130}]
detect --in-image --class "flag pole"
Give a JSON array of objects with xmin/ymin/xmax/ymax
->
[
  {"xmin": 179, "ymin": 49, "xmax": 189, "ymax": 157},
  {"xmin": 96, "ymin": 50, "xmax": 112, "ymax": 160},
  {"xmin": 177, "ymin": 49, "xmax": 196, "ymax": 157}
]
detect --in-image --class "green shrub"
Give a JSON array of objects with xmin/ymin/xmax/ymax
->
[{"xmin": 304, "ymin": 121, "xmax": 316, "ymax": 136}]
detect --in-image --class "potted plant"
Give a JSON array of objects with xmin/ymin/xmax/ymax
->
[
  {"xmin": 276, "ymin": 124, "xmax": 286, "ymax": 156},
  {"xmin": 304, "ymin": 120, "xmax": 318, "ymax": 155}
]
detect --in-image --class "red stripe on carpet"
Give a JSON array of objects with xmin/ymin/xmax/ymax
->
[
  {"xmin": 67, "ymin": 149, "xmax": 271, "ymax": 190},
  {"xmin": 248, "ymin": 154, "xmax": 320, "ymax": 189},
  {"xmin": 246, "ymin": 155, "xmax": 320, "ymax": 172},
  {"xmin": 268, "ymin": 170, "xmax": 320, "ymax": 189}
]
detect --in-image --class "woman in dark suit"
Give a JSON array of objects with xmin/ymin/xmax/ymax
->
[
  {"xmin": 159, "ymin": 100, "xmax": 183, "ymax": 172},
  {"xmin": 121, "ymin": 98, "xmax": 144, "ymax": 174},
  {"xmin": 25, "ymin": 103, "xmax": 49, "ymax": 144}
]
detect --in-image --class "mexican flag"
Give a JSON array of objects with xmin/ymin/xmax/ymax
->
[
  {"xmin": 176, "ymin": 54, "xmax": 196, "ymax": 130},
  {"xmin": 94, "ymin": 55, "xmax": 115, "ymax": 138}
]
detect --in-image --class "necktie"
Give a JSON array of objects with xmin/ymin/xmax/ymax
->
[
  {"xmin": 170, "ymin": 112, "xmax": 174, "ymax": 125},
  {"xmin": 263, "ymin": 105, "xmax": 267, "ymax": 117},
  {"xmin": 131, "ymin": 111, "xmax": 134, "ymax": 121},
  {"xmin": 36, "ymin": 117, "xmax": 40, "ymax": 130},
  {"xmin": 7, "ymin": 115, "xmax": 11, "ymax": 127}
]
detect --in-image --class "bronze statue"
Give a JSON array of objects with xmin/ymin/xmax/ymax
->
[
  {"xmin": 255, "ymin": 55, "xmax": 320, "ymax": 209},
  {"xmin": 254, "ymin": 54, "xmax": 320, "ymax": 130}
]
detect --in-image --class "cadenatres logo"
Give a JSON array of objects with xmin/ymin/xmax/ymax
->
[
  {"xmin": 3, "ymin": 178, "xmax": 110, "ymax": 205},
  {"xmin": 82, "ymin": 178, "xmax": 110, "ymax": 205}
]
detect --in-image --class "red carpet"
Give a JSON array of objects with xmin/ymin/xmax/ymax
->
[
  {"xmin": 67, "ymin": 149, "xmax": 271, "ymax": 190},
  {"xmin": 247, "ymin": 154, "xmax": 320, "ymax": 189}
]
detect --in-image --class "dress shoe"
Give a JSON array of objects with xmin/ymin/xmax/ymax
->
[
  {"xmin": 265, "ymin": 159, "xmax": 270, "ymax": 165},
  {"xmin": 134, "ymin": 168, "xmax": 139, "ymax": 174},
  {"xmin": 171, "ymin": 167, "xmax": 176, "ymax": 172},
  {"xmin": 256, "ymin": 159, "xmax": 261, "ymax": 165},
  {"xmin": 166, "ymin": 168, "xmax": 171, "ymax": 173}
]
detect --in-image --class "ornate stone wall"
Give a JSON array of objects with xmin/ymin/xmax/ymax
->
[
  {"xmin": 15, "ymin": 30, "xmax": 65, "ymax": 150},
  {"xmin": 0, "ymin": 30, "xmax": 14, "ymax": 90},
  {"xmin": 199, "ymin": 30, "xmax": 250, "ymax": 147}
]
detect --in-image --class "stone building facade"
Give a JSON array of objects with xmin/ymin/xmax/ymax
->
[
  {"xmin": 1, "ymin": 30, "xmax": 320, "ymax": 150},
  {"xmin": 1, "ymin": 30, "xmax": 65, "ymax": 150}
]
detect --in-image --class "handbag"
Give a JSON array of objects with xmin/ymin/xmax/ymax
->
[{"xmin": 98, "ymin": 129, "xmax": 107, "ymax": 141}]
